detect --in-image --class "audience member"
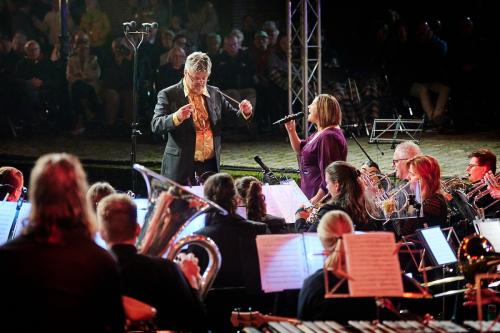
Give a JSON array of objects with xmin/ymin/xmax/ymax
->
[
  {"xmin": 66, "ymin": 31, "xmax": 101, "ymax": 135},
  {"xmin": 262, "ymin": 20, "xmax": 279, "ymax": 49},
  {"xmin": 0, "ymin": 153, "xmax": 125, "ymax": 332},
  {"xmin": 235, "ymin": 176, "xmax": 287, "ymax": 234},
  {"xmin": 156, "ymin": 46, "xmax": 186, "ymax": 91},
  {"xmin": 79, "ymin": 0, "xmax": 111, "ymax": 58},
  {"xmin": 206, "ymin": 32, "xmax": 222, "ymax": 58},
  {"xmin": 0, "ymin": 166, "xmax": 24, "ymax": 202},
  {"xmin": 98, "ymin": 193, "xmax": 207, "ymax": 331},
  {"xmin": 158, "ymin": 29, "xmax": 175, "ymax": 66},
  {"xmin": 100, "ymin": 37, "xmax": 133, "ymax": 129}
]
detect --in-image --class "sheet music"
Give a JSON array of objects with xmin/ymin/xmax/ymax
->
[
  {"xmin": 0, "ymin": 201, "xmax": 17, "ymax": 245},
  {"xmin": 475, "ymin": 219, "xmax": 500, "ymax": 252},
  {"xmin": 265, "ymin": 181, "xmax": 310, "ymax": 224},
  {"xmin": 343, "ymin": 232, "xmax": 403, "ymax": 297},
  {"xmin": 303, "ymin": 232, "xmax": 325, "ymax": 275},
  {"xmin": 419, "ymin": 227, "xmax": 457, "ymax": 265},
  {"xmin": 256, "ymin": 234, "xmax": 310, "ymax": 292}
]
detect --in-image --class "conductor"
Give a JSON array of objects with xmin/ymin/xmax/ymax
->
[{"xmin": 151, "ymin": 52, "xmax": 253, "ymax": 185}]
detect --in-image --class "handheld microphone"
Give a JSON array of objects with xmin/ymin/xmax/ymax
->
[
  {"xmin": 272, "ymin": 112, "xmax": 304, "ymax": 125},
  {"xmin": 254, "ymin": 156, "xmax": 272, "ymax": 174}
]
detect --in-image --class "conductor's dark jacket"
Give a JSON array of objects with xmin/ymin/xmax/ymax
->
[{"xmin": 151, "ymin": 80, "xmax": 241, "ymax": 184}]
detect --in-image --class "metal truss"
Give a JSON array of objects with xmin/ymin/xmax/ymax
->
[{"xmin": 287, "ymin": 0, "xmax": 322, "ymax": 138}]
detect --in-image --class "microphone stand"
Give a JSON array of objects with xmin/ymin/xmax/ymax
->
[
  {"xmin": 345, "ymin": 126, "xmax": 375, "ymax": 165},
  {"xmin": 123, "ymin": 22, "xmax": 157, "ymax": 193}
]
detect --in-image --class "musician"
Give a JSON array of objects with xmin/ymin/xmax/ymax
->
[
  {"xmin": 284, "ymin": 94, "xmax": 347, "ymax": 203},
  {"xmin": 360, "ymin": 160, "xmax": 381, "ymax": 176},
  {"xmin": 395, "ymin": 155, "xmax": 448, "ymax": 236},
  {"xmin": 295, "ymin": 161, "xmax": 378, "ymax": 233},
  {"xmin": 151, "ymin": 51, "xmax": 253, "ymax": 185},
  {"xmin": 0, "ymin": 166, "xmax": 24, "ymax": 201},
  {"xmin": 392, "ymin": 141, "xmax": 422, "ymax": 181},
  {"xmin": 86, "ymin": 181, "xmax": 116, "ymax": 212},
  {"xmin": 465, "ymin": 148, "xmax": 499, "ymax": 217},
  {"xmin": 297, "ymin": 210, "xmax": 377, "ymax": 322},
  {"xmin": 466, "ymin": 148, "xmax": 496, "ymax": 184},
  {"xmin": 191, "ymin": 173, "xmax": 269, "ymax": 332},
  {"xmin": 97, "ymin": 193, "xmax": 207, "ymax": 331},
  {"xmin": 235, "ymin": 176, "xmax": 287, "ymax": 234},
  {"xmin": 0, "ymin": 153, "xmax": 125, "ymax": 332}
]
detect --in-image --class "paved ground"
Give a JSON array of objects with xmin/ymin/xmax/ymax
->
[{"xmin": 1, "ymin": 129, "xmax": 499, "ymax": 179}]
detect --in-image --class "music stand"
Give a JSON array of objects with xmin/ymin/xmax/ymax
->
[{"xmin": 369, "ymin": 116, "xmax": 425, "ymax": 148}]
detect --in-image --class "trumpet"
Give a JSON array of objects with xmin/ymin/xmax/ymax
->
[{"xmin": 303, "ymin": 193, "xmax": 331, "ymax": 226}]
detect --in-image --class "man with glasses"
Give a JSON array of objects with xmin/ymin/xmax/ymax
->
[
  {"xmin": 392, "ymin": 141, "xmax": 422, "ymax": 180},
  {"xmin": 151, "ymin": 51, "xmax": 253, "ymax": 185}
]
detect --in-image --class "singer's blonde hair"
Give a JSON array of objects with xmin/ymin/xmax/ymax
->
[
  {"xmin": 184, "ymin": 51, "xmax": 212, "ymax": 74},
  {"xmin": 317, "ymin": 210, "xmax": 353, "ymax": 271},
  {"xmin": 315, "ymin": 94, "xmax": 342, "ymax": 128}
]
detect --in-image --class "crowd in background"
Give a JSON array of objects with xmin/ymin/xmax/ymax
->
[{"xmin": 1, "ymin": 0, "xmax": 497, "ymax": 140}]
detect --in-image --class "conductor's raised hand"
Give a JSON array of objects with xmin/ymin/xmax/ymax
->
[
  {"xmin": 284, "ymin": 119, "xmax": 296, "ymax": 133},
  {"xmin": 239, "ymin": 99, "xmax": 253, "ymax": 118},
  {"xmin": 175, "ymin": 103, "xmax": 194, "ymax": 122}
]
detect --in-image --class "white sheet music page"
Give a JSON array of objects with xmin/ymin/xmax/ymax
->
[
  {"xmin": 265, "ymin": 181, "xmax": 310, "ymax": 224},
  {"xmin": 475, "ymin": 219, "xmax": 500, "ymax": 252},
  {"xmin": 303, "ymin": 232, "xmax": 325, "ymax": 275},
  {"xmin": 0, "ymin": 201, "xmax": 17, "ymax": 245},
  {"xmin": 256, "ymin": 234, "xmax": 309, "ymax": 292},
  {"xmin": 344, "ymin": 232, "xmax": 403, "ymax": 297}
]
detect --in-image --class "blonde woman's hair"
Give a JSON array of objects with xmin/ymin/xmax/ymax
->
[
  {"xmin": 316, "ymin": 94, "xmax": 342, "ymax": 128},
  {"xmin": 27, "ymin": 153, "xmax": 96, "ymax": 239},
  {"xmin": 317, "ymin": 210, "xmax": 354, "ymax": 270}
]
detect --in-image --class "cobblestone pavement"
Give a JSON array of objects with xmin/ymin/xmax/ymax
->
[{"xmin": 1, "ymin": 129, "xmax": 498, "ymax": 178}]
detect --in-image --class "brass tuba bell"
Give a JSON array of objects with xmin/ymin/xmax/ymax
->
[
  {"xmin": 458, "ymin": 234, "xmax": 500, "ymax": 284},
  {"xmin": 133, "ymin": 164, "xmax": 225, "ymax": 298}
]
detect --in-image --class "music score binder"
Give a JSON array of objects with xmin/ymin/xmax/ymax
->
[{"xmin": 256, "ymin": 233, "xmax": 324, "ymax": 293}]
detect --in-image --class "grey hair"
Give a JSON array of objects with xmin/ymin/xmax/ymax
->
[
  {"xmin": 184, "ymin": 51, "xmax": 212, "ymax": 74},
  {"xmin": 395, "ymin": 141, "xmax": 422, "ymax": 159}
]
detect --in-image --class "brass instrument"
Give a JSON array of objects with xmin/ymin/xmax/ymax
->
[
  {"xmin": 466, "ymin": 173, "xmax": 500, "ymax": 213},
  {"xmin": 133, "ymin": 164, "xmax": 225, "ymax": 298},
  {"xmin": 458, "ymin": 234, "xmax": 500, "ymax": 284},
  {"xmin": 441, "ymin": 175, "xmax": 468, "ymax": 194}
]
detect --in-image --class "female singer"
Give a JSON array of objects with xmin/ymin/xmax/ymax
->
[
  {"xmin": 295, "ymin": 161, "xmax": 378, "ymax": 233},
  {"xmin": 406, "ymin": 155, "xmax": 448, "ymax": 229},
  {"xmin": 235, "ymin": 176, "xmax": 287, "ymax": 234},
  {"xmin": 285, "ymin": 94, "xmax": 347, "ymax": 203},
  {"xmin": 0, "ymin": 153, "xmax": 124, "ymax": 332}
]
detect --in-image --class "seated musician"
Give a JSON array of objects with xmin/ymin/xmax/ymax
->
[
  {"xmin": 86, "ymin": 181, "xmax": 116, "ymax": 212},
  {"xmin": 97, "ymin": 193, "xmax": 208, "ymax": 332},
  {"xmin": 392, "ymin": 141, "xmax": 422, "ymax": 181},
  {"xmin": 0, "ymin": 153, "xmax": 125, "ymax": 332},
  {"xmin": 466, "ymin": 148, "xmax": 499, "ymax": 217},
  {"xmin": 295, "ymin": 161, "xmax": 380, "ymax": 233},
  {"xmin": 394, "ymin": 155, "xmax": 448, "ymax": 236},
  {"xmin": 191, "ymin": 173, "xmax": 270, "ymax": 332},
  {"xmin": 298, "ymin": 210, "xmax": 428, "ymax": 322},
  {"xmin": 298, "ymin": 210, "xmax": 378, "ymax": 321},
  {"xmin": 235, "ymin": 176, "xmax": 287, "ymax": 234}
]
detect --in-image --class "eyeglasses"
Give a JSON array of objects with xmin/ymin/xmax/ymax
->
[
  {"xmin": 185, "ymin": 71, "xmax": 209, "ymax": 84},
  {"xmin": 466, "ymin": 163, "xmax": 480, "ymax": 169},
  {"xmin": 392, "ymin": 158, "xmax": 408, "ymax": 165}
]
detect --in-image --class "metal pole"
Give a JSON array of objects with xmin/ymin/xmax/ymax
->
[
  {"xmin": 287, "ymin": 1, "xmax": 292, "ymax": 117},
  {"xmin": 301, "ymin": 0, "xmax": 308, "ymax": 138},
  {"xmin": 317, "ymin": 0, "xmax": 322, "ymax": 96},
  {"xmin": 59, "ymin": 0, "xmax": 71, "ymax": 130}
]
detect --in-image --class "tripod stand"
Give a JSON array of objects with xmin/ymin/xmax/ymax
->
[{"xmin": 123, "ymin": 21, "xmax": 158, "ymax": 192}]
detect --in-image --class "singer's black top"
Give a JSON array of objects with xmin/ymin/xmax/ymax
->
[{"xmin": 299, "ymin": 127, "xmax": 347, "ymax": 199}]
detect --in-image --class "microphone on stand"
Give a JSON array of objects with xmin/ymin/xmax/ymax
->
[
  {"xmin": 141, "ymin": 22, "xmax": 158, "ymax": 29},
  {"xmin": 254, "ymin": 156, "xmax": 280, "ymax": 185},
  {"xmin": 272, "ymin": 112, "xmax": 304, "ymax": 125},
  {"xmin": 122, "ymin": 21, "xmax": 137, "ymax": 29}
]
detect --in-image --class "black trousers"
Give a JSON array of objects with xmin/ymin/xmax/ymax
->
[{"xmin": 191, "ymin": 158, "xmax": 217, "ymax": 185}]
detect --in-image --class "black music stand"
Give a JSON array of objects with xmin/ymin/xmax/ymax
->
[{"xmin": 369, "ymin": 116, "xmax": 425, "ymax": 149}]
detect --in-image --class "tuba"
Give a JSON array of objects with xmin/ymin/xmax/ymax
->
[
  {"xmin": 133, "ymin": 164, "xmax": 225, "ymax": 297},
  {"xmin": 458, "ymin": 234, "xmax": 500, "ymax": 284}
]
